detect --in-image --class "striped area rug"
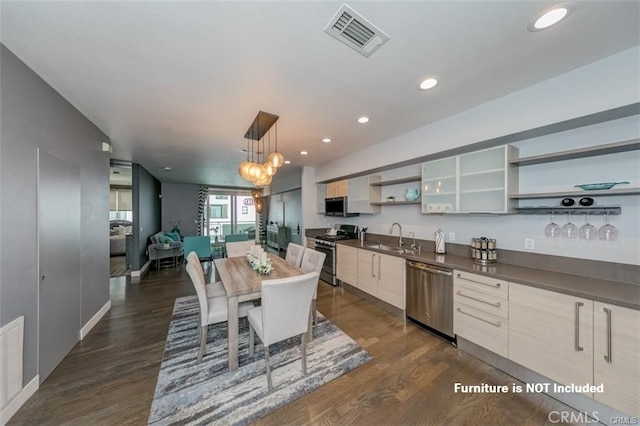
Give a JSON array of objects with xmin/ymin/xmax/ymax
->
[{"xmin": 149, "ymin": 296, "xmax": 372, "ymax": 425}]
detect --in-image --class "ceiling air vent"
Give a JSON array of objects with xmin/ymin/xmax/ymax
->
[{"xmin": 324, "ymin": 4, "xmax": 389, "ymax": 57}]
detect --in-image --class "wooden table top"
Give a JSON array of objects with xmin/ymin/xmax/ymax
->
[{"xmin": 214, "ymin": 254, "xmax": 303, "ymax": 298}]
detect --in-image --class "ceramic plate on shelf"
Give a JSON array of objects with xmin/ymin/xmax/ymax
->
[{"xmin": 574, "ymin": 181, "xmax": 629, "ymax": 191}]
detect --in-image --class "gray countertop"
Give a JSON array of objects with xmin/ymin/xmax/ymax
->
[{"xmin": 338, "ymin": 239, "xmax": 640, "ymax": 310}]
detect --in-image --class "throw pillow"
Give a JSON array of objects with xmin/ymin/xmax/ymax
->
[{"xmin": 165, "ymin": 232, "xmax": 181, "ymax": 242}]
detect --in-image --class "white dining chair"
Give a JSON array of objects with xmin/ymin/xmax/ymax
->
[
  {"xmin": 185, "ymin": 261, "xmax": 254, "ymax": 362},
  {"xmin": 225, "ymin": 240, "xmax": 255, "ymax": 258},
  {"xmin": 186, "ymin": 251, "xmax": 225, "ymax": 298},
  {"xmin": 299, "ymin": 248, "xmax": 326, "ymax": 340},
  {"xmin": 285, "ymin": 242, "xmax": 305, "ymax": 267},
  {"xmin": 247, "ymin": 271, "xmax": 318, "ymax": 391}
]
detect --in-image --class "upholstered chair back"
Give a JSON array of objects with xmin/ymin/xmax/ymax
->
[
  {"xmin": 285, "ymin": 243, "xmax": 305, "ymax": 268},
  {"xmin": 259, "ymin": 272, "xmax": 318, "ymax": 345}
]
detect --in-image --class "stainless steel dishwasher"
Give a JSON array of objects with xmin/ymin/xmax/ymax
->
[{"xmin": 406, "ymin": 261, "xmax": 455, "ymax": 340}]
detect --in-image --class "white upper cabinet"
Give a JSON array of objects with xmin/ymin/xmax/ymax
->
[{"xmin": 422, "ymin": 145, "xmax": 518, "ymax": 214}]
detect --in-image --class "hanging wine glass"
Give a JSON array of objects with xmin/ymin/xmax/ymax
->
[
  {"xmin": 544, "ymin": 211, "xmax": 561, "ymax": 238},
  {"xmin": 562, "ymin": 211, "xmax": 578, "ymax": 239},
  {"xmin": 598, "ymin": 211, "xmax": 618, "ymax": 241},
  {"xmin": 579, "ymin": 212, "xmax": 598, "ymax": 240}
]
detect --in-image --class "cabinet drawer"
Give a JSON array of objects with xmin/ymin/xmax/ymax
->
[
  {"xmin": 454, "ymin": 285, "xmax": 508, "ymax": 319},
  {"xmin": 454, "ymin": 271, "xmax": 508, "ymax": 299},
  {"xmin": 455, "ymin": 302, "xmax": 509, "ymax": 358}
]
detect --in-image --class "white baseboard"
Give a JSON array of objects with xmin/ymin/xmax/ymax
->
[
  {"xmin": 80, "ymin": 300, "xmax": 111, "ymax": 340},
  {"xmin": 1, "ymin": 375, "xmax": 38, "ymax": 425},
  {"xmin": 131, "ymin": 259, "xmax": 151, "ymax": 278}
]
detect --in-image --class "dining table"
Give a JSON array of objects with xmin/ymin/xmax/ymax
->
[{"xmin": 214, "ymin": 252, "xmax": 304, "ymax": 371}]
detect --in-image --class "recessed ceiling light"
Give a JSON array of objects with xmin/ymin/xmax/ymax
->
[
  {"xmin": 284, "ymin": 160, "xmax": 291, "ymax": 164},
  {"xmin": 164, "ymin": 166, "xmax": 172, "ymax": 171},
  {"xmin": 357, "ymin": 116, "xmax": 370, "ymax": 124},
  {"xmin": 419, "ymin": 78, "xmax": 438, "ymax": 90},
  {"xmin": 300, "ymin": 151, "xmax": 308, "ymax": 155},
  {"xmin": 529, "ymin": 5, "xmax": 570, "ymax": 31},
  {"xmin": 322, "ymin": 138, "xmax": 332, "ymax": 143}
]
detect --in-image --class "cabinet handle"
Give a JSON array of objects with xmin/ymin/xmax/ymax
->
[
  {"xmin": 575, "ymin": 302, "xmax": 584, "ymax": 352},
  {"xmin": 371, "ymin": 254, "xmax": 376, "ymax": 277},
  {"xmin": 603, "ymin": 307, "xmax": 612, "ymax": 363},
  {"xmin": 456, "ymin": 274, "xmax": 501, "ymax": 288},
  {"xmin": 378, "ymin": 254, "xmax": 381, "ymax": 280},
  {"xmin": 456, "ymin": 290, "xmax": 501, "ymax": 308},
  {"xmin": 456, "ymin": 307, "xmax": 502, "ymax": 328}
]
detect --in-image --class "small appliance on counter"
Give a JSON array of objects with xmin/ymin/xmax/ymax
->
[
  {"xmin": 434, "ymin": 229, "xmax": 446, "ymax": 254},
  {"xmin": 471, "ymin": 237, "xmax": 497, "ymax": 264}
]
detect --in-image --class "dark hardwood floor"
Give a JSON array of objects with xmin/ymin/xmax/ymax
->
[{"xmin": 10, "ymin": 263, "xmax": 579, "ymax": 425}]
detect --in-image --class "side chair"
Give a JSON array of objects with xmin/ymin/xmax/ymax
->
[
  {"xmin": 186, "ymin": 251, "xmax": 225, "ymax": 298},
  {"xmin": 225, "ymin": 240, "xmax": 255, "ymax": 258},
  {"xmin": 185, "ymin": 260, "xmax": 253, "ymax": 362},
  {"xmin": 247, "ymin": 272, "xmax": 318, "ymax": 391},
  {"xmin": 299, "ymin": 248, "xmax": 326, "ymax": 341},
  {"xmin": 284, "ymin": 242, "xmax": 305, "ymax": 268}
]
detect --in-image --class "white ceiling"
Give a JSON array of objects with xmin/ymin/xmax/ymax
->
[{"xmin": 2, "ymin": 1, "xmax": 638, "ymax": 188}]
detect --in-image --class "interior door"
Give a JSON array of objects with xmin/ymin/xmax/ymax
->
[{"xmin": 38, "ymin": 149, "xmax": 81, "ymax": 383}]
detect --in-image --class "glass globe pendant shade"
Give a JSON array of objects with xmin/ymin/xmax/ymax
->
[
  {"xmin": 268, "ymin": 151, "xmax": 285, "ymax": 168},
  {"xmin": 263, "ymin": 162, "xmax": 277, "ymax": 176},
  {"xmin": 257, "ymin": 164, "xmax": 268, "ymax": 181},
  {"xmin": 248, "ymin": 162, "xmax": 263, "ymax": 180},
  {"xmin": 238, "ymin": 161, "xmax": 252, "ymax": 179},
  {"xmin": 255, "ymin": 173, "xmax": 272, "ymax": 187}
]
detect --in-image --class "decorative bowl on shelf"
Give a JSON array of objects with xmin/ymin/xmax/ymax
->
[
  {"xmin": 574, "ymin": 181, "xmax": 629, "ymax": 191},
  {"xmin": 386, "ymin": 196, "xmax": 396, "ymax": 203}
]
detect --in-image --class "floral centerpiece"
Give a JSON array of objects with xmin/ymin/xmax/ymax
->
[{"xmin": 246, "ymin": 246, "xmax": 273, "ymax": 275}]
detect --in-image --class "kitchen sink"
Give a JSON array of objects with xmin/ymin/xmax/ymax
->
[{"xmin": 365, "ymin": 243, "xmax": 416, "ymax": 255}]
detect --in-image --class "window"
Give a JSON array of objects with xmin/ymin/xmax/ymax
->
[
  {"xmin": 210, "ymin": 204, "xmax": 228, "ymax": 219},
  {"xmin": 206, "ymin": 192, "xmax": 256, "ymax": 241},
  {"xmin": 109, "ymin": 189, "xmax": 133, "ymax": 221}
]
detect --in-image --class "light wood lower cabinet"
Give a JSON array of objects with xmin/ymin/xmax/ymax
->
[
  {"xmin": 305, "ymin": 237, "xmax": 315, "ymax": 249},
  {"xmin": 509, "ymin": 283, "xmax": 594, "ymax": 396},
  {"xmin": 356, "ymin": 250, "xmax": 378, "ymax": 297},
  {"xmin": 593, "ymin": 302, "xmax": 640, "ymax": 417},
  {"xmin": 454, "ymin": 271, "xmax": 509, "ymax": 358},
  {"xmin": 336, "ymin": 245, "xmax": 358, "ymax": 286},
  {"xmin": 376, "ymin": 253, "xmax": 404, "ymax": 309},
  {"xmin": 339, "ymin": 245, "xmax": 405, "ymax": 310}
]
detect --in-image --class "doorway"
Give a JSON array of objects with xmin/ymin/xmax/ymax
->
[{"xmin": 37, "ymin": 150, "xmax": 81, "ymax": 383}]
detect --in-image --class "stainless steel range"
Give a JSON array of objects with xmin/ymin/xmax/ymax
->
[{"xmin": 314, "ymin": 224, "xmax": 357, "ymax": 286}]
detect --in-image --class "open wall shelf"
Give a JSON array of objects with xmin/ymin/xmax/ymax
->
[{"xmin": 509, "ymin": 138, "xmax": 640, "ymax": 166}]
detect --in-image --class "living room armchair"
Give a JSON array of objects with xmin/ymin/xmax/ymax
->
[{"xmin": 148, "ymin": 231, "xmax": 183, "ymax": 269}]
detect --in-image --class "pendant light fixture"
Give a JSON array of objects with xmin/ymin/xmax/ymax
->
[{"xmin": 238, "ymin": 111, "xmax": 284, "ymax": 186}]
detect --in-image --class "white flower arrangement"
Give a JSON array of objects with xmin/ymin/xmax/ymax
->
[{"xmin": 246, "ymin": 252, "xmax": 273, "ymax": 275}]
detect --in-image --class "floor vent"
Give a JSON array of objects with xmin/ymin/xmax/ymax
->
[
  {"xmin": 0, "ymin": 317, "xmax": 23, "ymax": 410},
  {"xmin": 324, "ymin": 4, "xmax": 389, "ymax": 57}
]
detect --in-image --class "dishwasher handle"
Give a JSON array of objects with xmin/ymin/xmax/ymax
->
[{"xmin": 407, "ymin": 261, "xmax": 453, "ymax": 277}]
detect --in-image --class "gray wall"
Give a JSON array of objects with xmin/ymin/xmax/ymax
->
[
  {"xmin": 132, "ymin": 163, "xmax": 161, "ymax": 271},
  {"xmin": 0, "ymin": 44, "xmax": 110, "ymax": 384},
  {"xmin": 161, "ymin": 183, "xmax": 200, "ymax": 236}
]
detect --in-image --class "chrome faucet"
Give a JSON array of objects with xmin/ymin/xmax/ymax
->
[
  {"xmin": 408, "ymin": 232, "xmax": 417, "ymax": 250},
  {"xmin": 389, "ymin": 222, "xmax": 404, "ymax": 247}
]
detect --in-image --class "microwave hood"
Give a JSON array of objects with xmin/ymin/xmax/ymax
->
[{"xmin": 324, "ymin": 196, "xmax": 359, "ymax": 217}]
